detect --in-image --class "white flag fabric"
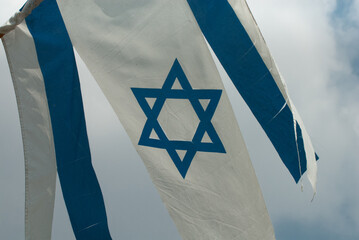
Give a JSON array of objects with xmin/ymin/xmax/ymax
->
[
  {"xmin": 2, "ymin": 20, "xmax": 56, "ymax": 240},
  {"xmin": 0, "ymin": 0, "xmax": 318, "ymax": 239},
  {"xmin": 55, "ymin": 0, "xmax": 275, "ymax": 239}
]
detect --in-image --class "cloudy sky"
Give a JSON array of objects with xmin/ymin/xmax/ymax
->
[{"xmin": 0, "ymin": 0, "xmax": 358, "ymax": 239}]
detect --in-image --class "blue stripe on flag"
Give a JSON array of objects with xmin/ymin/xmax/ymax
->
[
  {"xmin": 186, "ymin": 0, "xmax": 312, "ymax": 182},
  {"xmin": 25, "ymin": 0, "xmax": 112, "ymax": 239}
]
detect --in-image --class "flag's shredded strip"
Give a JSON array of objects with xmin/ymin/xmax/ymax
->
[
  {"xmin": 186, "ymin": 0, "xmax": 317, "ymax": 187},
  {"xmin": 231, "ymin": 0, "xmax": 318, "ymax": 194},
  {"xmin": 24, "ymin": 0, "xmax": 112, "ymax": 239}
]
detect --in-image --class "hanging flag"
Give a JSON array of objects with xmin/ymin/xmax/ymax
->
[{"xmin": 0, "ymin": 0, "xmax": 318, "ymax": 239}]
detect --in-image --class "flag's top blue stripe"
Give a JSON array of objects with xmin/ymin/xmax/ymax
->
[
  {"xmin": 186, "ymin": 0, "xmax": 313, "ymax": 182},
  {"xmin": 25, "ymin": 0, "xmax": 112, "ymax": 239}
]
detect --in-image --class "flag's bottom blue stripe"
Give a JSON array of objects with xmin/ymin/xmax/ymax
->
[{"xmin": 25, "ymin": 0, "xmax": 112, "ymax": 239}]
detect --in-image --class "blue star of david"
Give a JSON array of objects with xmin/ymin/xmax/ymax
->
[{"xmin": 131, "ymin": 59, "xmax": 226, "ymax": 178}]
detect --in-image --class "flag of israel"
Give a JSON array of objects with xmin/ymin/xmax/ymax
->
[{"xmin": 0, "ymin": 0, "xmax": 317, "ymax": 239}]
